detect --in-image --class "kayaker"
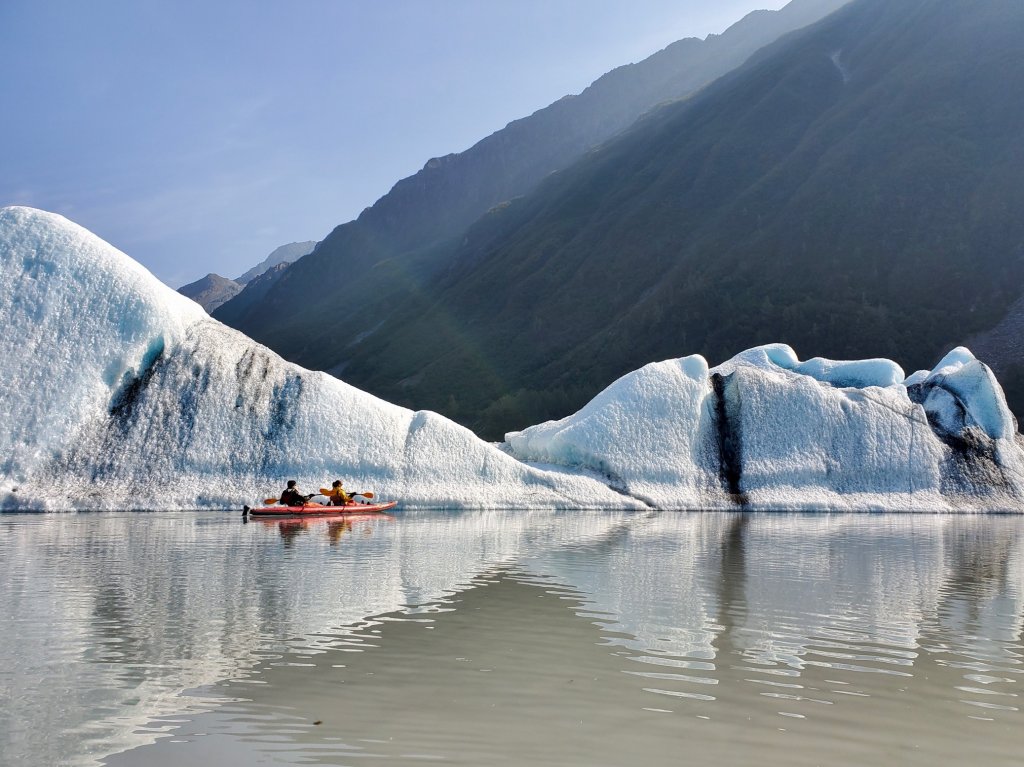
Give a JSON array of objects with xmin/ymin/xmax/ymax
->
[
  {"xmin": 279, "ymin": 480, "xmax": 307, "ymax": 507},
  {"xmin": 325, "ymin": 480, "xmax": 352, "ymax": 506}
]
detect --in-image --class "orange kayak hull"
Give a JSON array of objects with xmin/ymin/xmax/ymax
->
[{"xmin": 246, "ymin": 501, "xmax": 397, "ymax": 516}]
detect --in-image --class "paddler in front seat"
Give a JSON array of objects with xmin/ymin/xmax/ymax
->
[
  {"xmin": 279, "ymin": 480, "xmax": 308, "ymax": 507},
  {"xmin": 325, "ymin": 480, "xmax": 352, "ymax": 507}
]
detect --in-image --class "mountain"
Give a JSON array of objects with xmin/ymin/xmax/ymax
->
[
  {"xmin": 321, "ymin": 0, "xmax": 1024, "ymax": 438},
  {"xmin": 177, "ymin": 272, "xmax": 243, "ymax": 313},
  {"xmin": 214, "ymin": 0, "xmax": 850, "ymax": 360},
  {"xmin": 178, "ymin": 240, "xmax": 317, "ymax": 313},
  {"xmin": 6, "ymin": 206, "xmax": 1024, "ymax": 511},
  {"xmin": 235, "ymin": 240, "xmax": 316, "ymax": 284},
  {"xmin": 213, "ymin": 261, "xmax": 291, "ymax": 326}
]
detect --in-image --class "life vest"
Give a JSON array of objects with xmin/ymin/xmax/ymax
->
[
  {"xmin": 326, "ymin": 488, "xmax": 351, "ymax": 506},
  {"xmin": 280, "ymin": 488, "xmax": 304, "ymax": 506}
]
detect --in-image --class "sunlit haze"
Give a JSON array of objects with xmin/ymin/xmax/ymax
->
[{"xmin": 0, "ymin": 0, "xmax": 785, "ymax": 286}]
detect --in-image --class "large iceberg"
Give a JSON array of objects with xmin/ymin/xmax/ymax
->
[
  {"xmin": 2, "ymin": 205, "xmax": 1023, "ymax": 512},
  {"xmin": 507, "ymin": 344, "xmax": 1024, "ymax": 511},
  {"xmin": 0, "ymin": 207, "xmax": 636, "ymax": 511}
]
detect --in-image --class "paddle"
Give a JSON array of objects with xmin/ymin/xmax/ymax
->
[
  {"xmin": 259, "ymin": 491, "xmax": 375, "ymax": 504},
  {"xmin": 248, "ymin": 494, "xmax": 320, "ymax": 518},
  {"xmin": 320, "ymin": 488, "xmax": 375, "ymax": 499},
  {"xmin": 260, "ymin": 493, "xmax": 315, "ymax": 505}
]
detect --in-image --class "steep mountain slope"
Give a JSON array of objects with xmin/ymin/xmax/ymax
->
[
  {"xmin": 213, "ymin": 261, "xmax": 291, "ymax": 326},
  {"xmin": 215, "ymin": 0, "xmax": 849, "ymax": 358},
  {"xmin": 339, "ymin": 0, "xmax": 1024, "ymax": 438}
]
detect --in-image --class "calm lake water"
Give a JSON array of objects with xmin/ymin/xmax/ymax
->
[{"xmin": 1, "ymin": 510, "xmax": 1022, "ymax": 766}]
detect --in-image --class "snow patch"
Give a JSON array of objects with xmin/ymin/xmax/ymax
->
[{"xmin": 830, "ymin": 50, "xmax": 851, "ymax": 83}]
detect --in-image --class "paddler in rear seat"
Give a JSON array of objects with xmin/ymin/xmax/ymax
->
[{"xmin": 279, "ymin": 480, "xmax": 308, "ymax": 507}]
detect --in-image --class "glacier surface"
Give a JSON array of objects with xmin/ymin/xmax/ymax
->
[
  {"xmin": 2, "ymin": 205, "xmax": 1023, "ymax": 512},
  {"xmin": 0, "ymin": 207, "xmax": 634, "ymax": 511},
  {"xmin": 506, "ymin": 342, "xmax": 1024, "ymax": 511}
]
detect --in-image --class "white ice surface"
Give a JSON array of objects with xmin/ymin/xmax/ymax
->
[
  {"xmin": 3, "ymin": 207, "xmax": 1023, "ymax": 512},
  {"xmin": 0, "ymin": 207, "xmax": 637, "ymax": 511},
  {"xmin": 507, "ymin": 355, "xmax": 722, "ymax": 507},
  {"xmin": 922, "ymin": 346, "xmax": 1016, "ymax": 440},
  {"xmin": 508, "ymin": 343, "xmax": 1024, "ymax": 511},
  {"xmin": 716, "ymin": 342, "xmax": 905, "ymax": 387}
]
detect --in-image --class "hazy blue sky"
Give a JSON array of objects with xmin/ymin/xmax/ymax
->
[{"xmin": 0, "ymin": 1, "xmax": 786, "ymax": 286}]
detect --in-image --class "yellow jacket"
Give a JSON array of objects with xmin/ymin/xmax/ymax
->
[{"xmin": 325, "ymin": 487, "xmax": 352, "ymax": 505}]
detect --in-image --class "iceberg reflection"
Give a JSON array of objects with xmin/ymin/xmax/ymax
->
[{"xmin": 1, "ymin": 511, "xmax": 1021, "ymax": 766}]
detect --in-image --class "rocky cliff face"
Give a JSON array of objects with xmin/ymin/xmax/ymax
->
[{"xmin": 179, "ymin": 241, "xmax": 316, "ymax": 313}]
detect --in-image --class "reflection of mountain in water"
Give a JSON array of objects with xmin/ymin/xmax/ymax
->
[
  {"xmin": 939, "ymin": 520, "xmax": 1024, "ymax": 652},
  {"xmin": 0, "ymin": 511, "xmax": 639, "ymax": 766},
  {"xmin": 2, "ymin": 512, "xmax": 1022, "ymax": 766}
]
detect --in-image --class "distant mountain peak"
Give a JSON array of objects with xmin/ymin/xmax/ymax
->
[
  {"xmin": 236, "ymin": 240, "xmax": 317, "ymax": 284},
  {"xmin": 177, "ymin": 272, "xmax": 242, "ymax": 314}
]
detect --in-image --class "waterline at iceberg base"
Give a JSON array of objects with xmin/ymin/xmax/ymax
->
[{"xmin": 2, "ymin": 206, "xmax": 1022, "ymax": 512}]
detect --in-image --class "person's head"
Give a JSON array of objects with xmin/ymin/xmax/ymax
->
[
  {"xmin": 332, "ymin": 480, "xmax": 343, "ymax": 488},
  {"xmin": 287, "ymin": 480, "xmax": 297, "ymax": 488}
]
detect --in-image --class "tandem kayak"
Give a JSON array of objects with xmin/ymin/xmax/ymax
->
[{"xmin": 245, "ymin": 501, "xmax": 398, "ymax": 517}]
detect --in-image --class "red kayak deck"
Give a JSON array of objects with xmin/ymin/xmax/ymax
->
[{"xmin": 247, "ymin": 501, "xmax": 398, "ymax": 516}]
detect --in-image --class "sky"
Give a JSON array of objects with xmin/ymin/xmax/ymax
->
[{"xmin": 0, "ymin": 1, "xmax": 787, "ymax": 287}]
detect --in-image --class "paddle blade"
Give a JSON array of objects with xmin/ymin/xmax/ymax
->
[
  {"xmin": 263, "ymin": 497, "xmax": 278, "ymax": 505},
  {"xmin": 358, "ymin": 492, "xmax": 375, "ymax": 499}
]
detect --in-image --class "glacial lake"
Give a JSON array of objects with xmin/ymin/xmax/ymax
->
[{"xmin": 1, "ymin": 511, "xmax": 1022, "ymax": 766}]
